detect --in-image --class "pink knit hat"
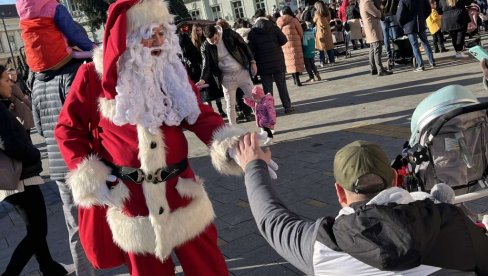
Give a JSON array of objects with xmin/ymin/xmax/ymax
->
[{"xmin": 252, "ymin": 86, "xmax": 265, "ymax": 100}]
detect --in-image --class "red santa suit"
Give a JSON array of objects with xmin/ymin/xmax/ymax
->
[{"xmin": 54, "ymin": 0, "xmax": 245, "ymax": 275}]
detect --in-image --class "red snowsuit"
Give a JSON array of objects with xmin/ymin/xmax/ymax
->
[{"xmin": 55, "ymin": 62, "xmax": 228, "ymax": 275}]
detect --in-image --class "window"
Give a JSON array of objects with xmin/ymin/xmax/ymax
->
[
  {"xmin": 190, "ymin": 10, "xmax": 200, "ymax": 20},
  {"xmin": 211, "ymin": 5, "xmax": 222, "ymax": 21},
  {"xmin": 232, "ymin": 1, "xmax": 245, "ymax": 19},
  {"xmin": 7, "ymin": 34, "xmax": 16, "ymax": 51},
  {"xmin": 255, "ymin": 0, "xmax": 266, "ymax": 12}
]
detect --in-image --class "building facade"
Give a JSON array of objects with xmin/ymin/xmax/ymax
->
[{"xmin": 183, "ymin": 0, "xmax": 303, "ymax": 23}]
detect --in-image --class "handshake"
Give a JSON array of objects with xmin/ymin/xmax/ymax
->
[{"xmin": 229, "ymin": 132, "xmax": 279, "ymax": 179}]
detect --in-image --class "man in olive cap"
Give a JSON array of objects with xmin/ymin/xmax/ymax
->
[{"xmin": 235, "ymin": 133, "xmax": 488, "ymax": 276}]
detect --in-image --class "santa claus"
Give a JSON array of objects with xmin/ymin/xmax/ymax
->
[{"xmin": 54, "ymin": 0, "xmax": 246, "ymax": 275}]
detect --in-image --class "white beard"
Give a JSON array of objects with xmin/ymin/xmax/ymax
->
[{"xmin": 113, "ymin": 23, "xmax": 200, "ymax": 134}]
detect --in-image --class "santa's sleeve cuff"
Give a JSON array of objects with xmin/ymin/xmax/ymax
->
[
  {"xmin": 66, "ymin": 155, "xmax": 111, "ymax": 208},
  {"xmin": 210, "ymin": 125, "xmax": 247, "ymax": 176}
]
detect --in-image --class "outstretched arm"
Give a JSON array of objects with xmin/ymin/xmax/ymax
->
[{"xmin": 236, "ymin": 133, "xmax": 317, "ymax": 275}]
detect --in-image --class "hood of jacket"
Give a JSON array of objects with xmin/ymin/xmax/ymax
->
[
  {"xmin": 278, "ymin": 14, "xmax": 296, "ymax": 26},
  {"xmin": 16, "ymin": 0, "xmax": 58, "ymax": 19},
  {"xmin": 333, "ymin": 187, "xmax": 482, "ymax": 272},
  {"xmin": 252, "ymin": 17, "xmax": 275, "ymax": 33}
]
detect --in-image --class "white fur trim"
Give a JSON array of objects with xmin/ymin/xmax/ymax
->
[
  {"xmin": 126, "ymin": 0, "xmax": 173, "ymax": 35},
  {"xmin": 98, "ymin": 98, "xmax": 116, "ymax": 121},
  {"xmin": 106, "ymin": 177, "xmax": 215, "ymax": 261},
  {"xmin": 66, "ymin": 155, "xmax": 129, "ymax": 208},
  {"xmin": 210, "ymin": 125, "xmax": 247, "ymax": 176},
  {"xmin": 93, "ymin": 46, "xmax": 103, "ymax": 75}
]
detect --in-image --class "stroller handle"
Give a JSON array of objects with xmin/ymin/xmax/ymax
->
[
  {"xmin": 426, "ymin": 102, "xmax": 488, "ymax": 144},
  {"xmin": 453, "ymin": 188, "xmax": 488, "ymax": 204}
]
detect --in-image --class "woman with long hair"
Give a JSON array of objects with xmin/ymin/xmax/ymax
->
[
  {"xmin": 277, "ymin": 6, "xmax": 305, "ymax": 86},
  {"xmin": 438, "ymin": 0, "xmax": 471, "ymax": 57},
  {"xmin": 184, "ymin": 23, "xmax": 226, "ymax": 117},
  {"xmin": 314, "ymin": 1, "xmax": 336, "ymax": 66},
  {"xmin": 0, "ymin": 64, "xmax": 68, "ymax": 276}
]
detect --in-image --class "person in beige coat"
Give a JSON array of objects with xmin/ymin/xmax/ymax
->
[
  {"xmin": 277, "ymin": 6, "xmax": 305, "ymax": 87},
  {"xmin": 314, "ymin": 1, "xmax": 336, "ymax": 67},
  {"xmin": 360, "ymin": 0, "xmax": 393, "ymax": 76}
]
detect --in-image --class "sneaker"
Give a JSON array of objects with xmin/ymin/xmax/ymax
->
[
  {"xmin": 413, "ymin": 67, "xmax": 425, "ymax": 72},
  {"xmin": 284, "ymin": 107, "xmax": 295, "ymax": 114},
  {"xmin": 434, "ymin": 48, "xmax": 440, "ymax": 53},
  {"xmin": 378, "ymin": 70, "xmax": 393, "ymax": 76},
  {"xmin": 440, "ymin": 48, "xmax": 449, "ymax": 53},
  {"xmin": 429, "ymin": 63, "xmax": 436, "ymax": 69},
  {"xmin": 371, "ymin": 69, "xmax": 378, "ymax": 75},
  {"xmin": 304, "ymin": 78, "xmax": 315, "ymax": 83},
  {"xmin": 455, "ymin": 52, "xmax": 467, "ymax": 58},
  {"xmin": 264, "ymin": 137, "xmax": 274, "ymax": 146},
  {"xmin": 315, "ymin": 74, "xmax": 322, "ymax": 81}
]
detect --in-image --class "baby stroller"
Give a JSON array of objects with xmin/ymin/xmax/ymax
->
[
  {"xmin": 465, "ymin": 3, "xmax": 482, "ymax": 48},
  {"xmin": 386, "ymin": 25, "xmax": 416, "ymax": 70},
  {"xmin": 404, "ymin": 85, "xmax": 488, "ymax": 225},
  {"xmin": 407, "ymin": 85, "xmax": 488, "ymax": 194},
  {"xmin": 330, "ymin": 19, "xmax": 351, "ymax": 58}
]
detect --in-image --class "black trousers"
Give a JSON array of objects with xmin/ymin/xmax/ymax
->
[
  {"xmin": 260, "ymin": 72, "xmax": 292, "ymax": 110},
  {"xmin": 449, "ymin": 29, "xmax": 466, "ymax": 52},
  {"xmin": 2, "ymin": 185, "xmax": 66, "ymax": 276},
  {"xmin": 432, "ymin": 31, "xmax": 445, "ymax": 49}
]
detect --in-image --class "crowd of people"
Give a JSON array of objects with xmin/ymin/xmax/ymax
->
[{"xmin": 0, "ymin": 0, "xmax": 487, "ymax": 275}]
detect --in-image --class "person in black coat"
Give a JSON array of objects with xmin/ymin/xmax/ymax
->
[
  {"xmin": 179, "ymin": 24, "xmax": 226, "ymax": 118},
  {"xmin": 0, "ymin": 65, "xmax": 68, "ymax": 276},
  {"xmin": 397, "ymin": 0, "xmax": 436, "ymax": 71},
  {"xmin": 248, "ymin": 9, "xmax": 294, "ymax": 113},
  {"xmin": 438, "ymin": 0, "xmax": 472, "ymax": 57}
]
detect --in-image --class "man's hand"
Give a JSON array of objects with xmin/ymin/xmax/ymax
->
[
  {"xmin": 196, "ymin": 79, "xmax": 206, "ymax": 86},
  {"xmin": 250, "ymin": 63, "xmax": 258, "ymax": 77},
  {"xmin": 481, "ymin": 59, "xmax": 488, "ymax": 80},
  {"xmin": 236, "ymin": 132, "xmax": 271, "ymax": 171}
]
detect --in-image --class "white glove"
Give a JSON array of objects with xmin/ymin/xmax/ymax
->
[
  {"xmin": 95, "ymin": 175, "xmax": 120, "ymax": 208},
  {"xmin": 228, "ymin": 147, "xmax": 279, "ymax": 179}
]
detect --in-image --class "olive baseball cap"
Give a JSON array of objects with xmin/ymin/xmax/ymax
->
[{"xmin": 333, "ymin": 140, "xmax": 393, "ymax": 194}]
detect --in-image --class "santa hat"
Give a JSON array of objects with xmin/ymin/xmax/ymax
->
[{"xmin": 102, "ymin": 0, "xmax": 174, "ymax": 100}]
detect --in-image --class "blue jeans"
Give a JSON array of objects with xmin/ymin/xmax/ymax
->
[
  {"xmin": 407, "ymin": 31, "xmax": 435, "ymax": 68},
  {"xmin": 319, "ymin": 50, "xmax": 336, "ymax": 64},
  {"xmin": 381, "ymin": 15, "xmax": 404, "ymax": 59}
]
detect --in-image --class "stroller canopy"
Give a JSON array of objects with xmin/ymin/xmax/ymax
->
[{"xmin": 409, "ymin": 85, "xmax": 479, "ymax": 146}]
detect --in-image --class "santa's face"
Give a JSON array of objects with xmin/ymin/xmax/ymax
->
[{"xmin": 141, "ymin": 25, "xmax": 165, "ymax": 56}]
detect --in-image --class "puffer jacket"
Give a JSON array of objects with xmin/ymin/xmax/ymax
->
[
  {"xmin": 31, "ymin": 59, "xmax": 83, "ymax": 180},
  {"xmin": 276, "ymin": 14, "xmax": 305, "ymax": 74},
  {"xmin": 438, "ymin": 0, "xmax": 472, "ymax": 31},
  {"xmin": 247, "ymin": 17, "xmax": 287, "ymax": 75},
  {"xmin": 0, "ymin": 100, "xmax": 42, "ymax": 181},
  {"xmin": 200, "ymin": 27, "xmax": 255, "ymax": 88}
]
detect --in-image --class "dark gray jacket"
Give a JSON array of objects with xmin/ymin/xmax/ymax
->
[
  {"xmin": 0, "ymin": 100, "xmax": 42, "ymax": 180},
  {"xmin": 397, "ymin": 0, "xmax": 431, "ymax": 34},
  {"xmin": 248, "ymin": 18, "xmax": 287, "ymax": 75},
  {"xmin": 31, "ymin": 59, "xmax": 83, "ymax": 180},
  {"xmin": 244, "ymin": 159, "xmax": 487, "ymax": 275}
]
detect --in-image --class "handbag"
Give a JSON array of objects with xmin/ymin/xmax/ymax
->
[{"xmin": 0, "ymin": 150, "xmax": 22, "ymax": 190}]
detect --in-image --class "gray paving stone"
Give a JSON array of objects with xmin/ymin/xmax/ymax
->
[
  {"xmin": 220, "ymin": 233, "xmax": 268, "ymax": 259},
  {"xmin": 218, "ymin": 219, "xmax": 258, "ymax": 242},
  {"xmin": 227, "ymin": 245, "xmax": 284, "ymax": 275}
]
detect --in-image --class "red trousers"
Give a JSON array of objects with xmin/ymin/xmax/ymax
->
[{"xmin": 124, "ymin": 224, "xmax": 227, "ymax": 276}]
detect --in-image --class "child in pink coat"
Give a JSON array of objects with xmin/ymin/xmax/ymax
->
[{"xmin": 244, "ymin": 86, "xmax": 276, "ymax": 145}]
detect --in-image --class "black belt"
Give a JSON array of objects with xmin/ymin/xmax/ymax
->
[{"xmin": 104, "ymin": 159, "xmax": 188, "ymax": 184}]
